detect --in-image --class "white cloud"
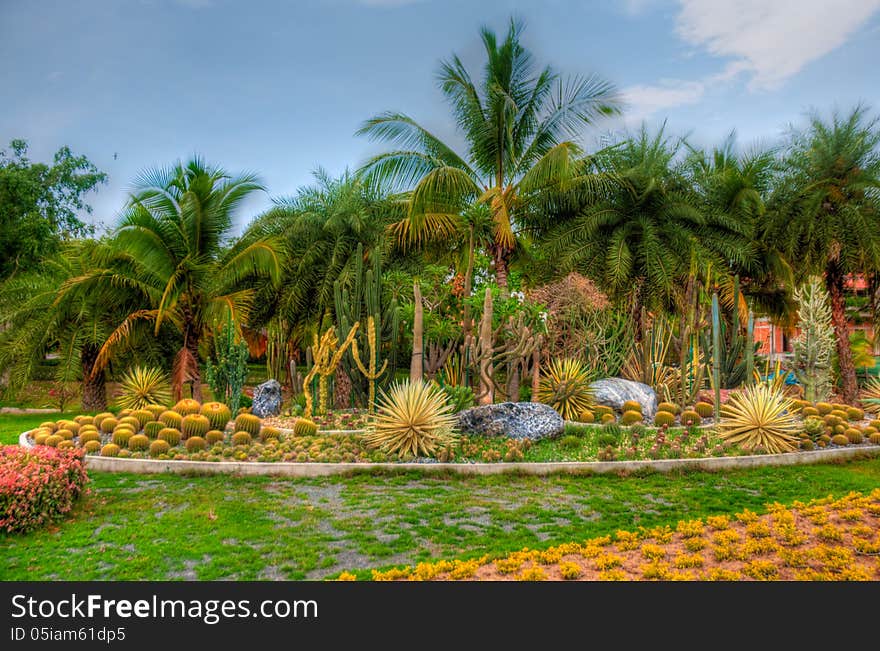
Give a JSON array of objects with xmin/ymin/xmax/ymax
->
[
  {"xmin": 675, "ymin": 0, "xmax": 880, "ymax": 90},
  {"xmin": 621, "ymin": 79, "xmax": 705, "ymax": 123}
]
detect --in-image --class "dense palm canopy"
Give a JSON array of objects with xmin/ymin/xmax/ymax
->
[
  {"xmin": 90, "ymin": 158, "xmax": 280, "ymax": 400},
  {"xmin": 543, "ymin": 125, "xmax": 754, "ymax": 328},
  {"xmin": 763, "ymin": 106, "xmax": 880, "ymax": 402},
  {"xmin": 357, "ymin": 18, "xmax": 620, "ymax": 293}
]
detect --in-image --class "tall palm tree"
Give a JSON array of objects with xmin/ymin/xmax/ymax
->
[
  {"xmin": 356, "ymin": 17, "xmax": 620, "ymax": 295},
  {"xmin": 763, "ymin": 106, "xmax": 880, "ymax": 403},
  {"xmin": 0, "ymin": 240, "xmax": 140, "ymax": 410},
  {"xmin": 544, "ymin": 125, "xmax": 753, "ymax": 335},
  {"xmin": 91, "ymin": 158, "xmax": 280, "ymax": 400}
]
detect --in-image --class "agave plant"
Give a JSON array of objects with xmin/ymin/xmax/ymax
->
[
  {"xmin": 716, "ymin": 383, "xmax": 800, "ymax": 454},
  {"xmin": 362, "ymin": 380, "xmax": 457, "ymax": 459},
  {"xmin": 536, "ymin": 358, "xmax": 594, "ymax": 421},
  {"xmin": 116, "ymin": 366, "xmax": 172, "ymax": 410},
  {"xmin": 860, "ymin": 377, "xmax": 880, "ymax": 415}
]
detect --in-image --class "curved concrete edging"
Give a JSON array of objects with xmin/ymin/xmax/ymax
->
[{"xmin": 18, "ymin": 429, "xmax": 880, "ymax": 477}]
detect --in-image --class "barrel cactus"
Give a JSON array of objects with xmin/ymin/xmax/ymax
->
[
  {"xmin": 181, "ymin": 414, "xmax": 210, "ymax": 440},
  {"xmin": 234, "ymin": 413, "xmax": 262, "ymax": 437},
  {"xmin": 293, "ymin": 418, "xmax": 318, "ymax": 437},
  {"xmin": 200, "ymin": 402, "xmax": 232, "ymax": 431},
  {"xmin": 157, "ymin": 428, "xmax": 182, "ymax": 446},
  {"xmin": 173, "ymin": 399, "xmax": 201, "ymax": 416}
]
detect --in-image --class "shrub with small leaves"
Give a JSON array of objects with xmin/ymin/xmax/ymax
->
[
  {"xmin": 680, "ymin": 410, "xmax": 701, "ymax": 426},
  {"xmin": 157, "ymin": 428, "xmax": 181, "ymax": 446},
  {"xmin": 149, "ymin": 440, "xmax": 170, "ymax": 457},
  {"xmin": 206, "ymin": 430, "xmax": 226, "ymax": 445},
  {"xmin": 128, "ymin": 434, "xmax": 149, "ymax": 451},
  {"xmin": 694, "ymin": 402, "xmax": 714, "ymax": 419},
  {"xmin": 158, "ymin": 410, "xmax": 183, "ymax": 429},
  {"xmin": 231, "ymin": 431, "xmax": 253, "ymax": 446},
  {"xmin": 293, "ymin": 418, "xmax": 318, "ymax": 437},
  {"xmin": 558, "ymin": 562, "xmax": 582, "ymax": 580},
  {"xmin": 185, "ymin": 436, "xmax": 207, "ymax": 452},
  {"xmin": 101, "ymin": 443, "xmax": 120, "ymax": 457}
]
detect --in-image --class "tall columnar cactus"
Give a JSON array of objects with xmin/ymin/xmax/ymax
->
[
  {"xmin": 410, "ymin": 280, "xmax": 424, "ymax": 383},
  {"xmin": 303, "ymin": 323, "xmax": 360, "ymax": 417},
  {"xmin": 333, "ymin": 244, "xmax": 399, "ymax": 406},
  {"xmin": 711, "ymin": 292, "xmax": 722, "ymax": 422},
  {"xmin": 467, "ymin": 289, "xmax": 496, "ymax": 405},
  {"xmin": 745, "ymin": 309, "xmax": 755, "ymax": 386},
  {"xmin": 351, "ymin": 316, "xmax": 388, "ymax": 412},
  {"xmin": 790, "ymin": 277, "xmax": 835, "ymax": 403},
  {"xmin": 701, "ymin": 276, "xmax": 752, "ymax": 390}
]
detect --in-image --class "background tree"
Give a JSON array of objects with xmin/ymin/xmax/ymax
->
[
  {"xmin": 0, "ymin": 139, "xmax": 106, "ymax": 280},
  {"xmin": 763, "ymin": 106, "xmax": 880, "ymax": 403},
  {"xmin": 357, "ymin": 17, "xmax": 620, "ymax": 295}
]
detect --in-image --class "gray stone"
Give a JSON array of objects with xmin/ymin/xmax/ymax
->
[
  {"xmin": 589, "ymin": 378, "xmax": 657, "ymax": 419},
  {"xmin": 252, "ymin": 379, "xmax": 283, "ymax": 418},
  {"xmin": 455, "ymin": 402, "xmax": 564, "ymax": 440}
]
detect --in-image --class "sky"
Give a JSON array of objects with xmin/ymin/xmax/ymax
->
[{"xmin": 2, "ymin": 0, "xmax": 879, "ymax": 234}]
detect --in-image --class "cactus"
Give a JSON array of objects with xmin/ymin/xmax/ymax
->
[
  {"xmin": 79, "ymin": 431, "xmax": 101, "ymax": 444},
  {"xmin": 57, "ymin": 440, "xmax": 75, "ymax": 450},
  {"xmin": 293, "ymin": 418, "xmax": 318, "ymax": 437},
  {"xmin": 846, "ymin": 407, "xmax": 864, "ymax": 421},
  {"xmin": 158, "ymin": 428, "xmax": 182, "ymax": 446},
  {"xmin": 831, "ymin": 434, "xmax": 850, "ymax": 446},
  {"xmin": 158, "ymin": 410, "xmax": 183, "ymax": 429},
  {"xmin": 39, "ymin": 421, "xmax": 58, "ymax": 433},
  {"xmin": 869, "ymin": 432, "xmax": 880, "ymax": 445},
  {"xmin": 131, "ymin": 409, "xmax": 153, "ymax": 427},
  {"xmin": 200, "ymin": 401, "xmax": 232, "ymax": 431},
  {"xmin": 173, "ymin": 398, "xmax": 201, "ymax": 416},
  {"xmin": 101, "ymin": 443, "xmax": 120, "ymax": 457},
  {"xmin": 33, "ymin": 432, "xmax": 50, "ymax": 446},
  {"xmin": 621, "ymin": 410, "xmax": 643, "ymax": 426},
  {"xmin": 112, "ymin": 430, "xmax": 133, "ymax": 446},
  {"xmin": 56, "ymin": 428, "xmax": 74, "ymax": 440},
  {"xmin": 622, "ymin": 400, "xmax": 643, "ymax": 413},
  {"xmin": 657, "ymin": 402, "xmax": 680, "ymax": 415},
  {"xmin": 206, "ymin": 430, "xmax": 226, "ymax": 445},
  {"xmin": 351, "ymin": 316, "xmax": 389, "ymax": 412},
  {"xmin": 802, "ymin": 406, "xmax": 820, "ymax": 418},
  {"xmin": 260, "ymin": 426, "xmax": 281, "ymax": 441},
  {"xmin": 119, "ymin": 416, "xmax": 142, "ymax": 432},
  {"xmin": 654, "ymin": 411, "xmax": 676, "ymax": 428},
  {"xmin": 333, "ymin": 243, "xmax": 399, "ymax": 408},
  {"xmin": 44, "ymin": 435, "xmax": 63, "ymax": 447},
  {"xmin": 231, "ymin": 431, "xmax": 253, "ymax": 446},
  {"xmin": 144, "ymin": 421, "xmax": 164, "ymax": 439},
  {"xmin": 204, "ymin": 311, "xmax": 250, "ymax": 415},
  {"xmin": 180, "ymin": 414, "xmax": 209, "ymax": 440},
  {"xmin": 789, "ymin": 277, "xmax": 835, "ymax": 403},
  {"xmin": 846, "ymin": 428, "xmax": 864, "ymax": 444},
  {"xmin": 703, "ymin": 278, "xmax": 754, "ymax": 400},
  {"xmin": 303, "ymin": 323, "xmax": 360, "ymax": 417},
  {"xmin": 128, "ymin": 434, "xmax": 149, "ymax": 451},
  {"xmin": 75, "ymin": 415, "xmax": 94, "ymax": 426},
  {"xmin": 145, "ymin": 404, "xmax": 166, "ymax": 419},
  {"xmin": 185, "ymin": 436, "xmax": 207, "ymax": 452},
  {"xmin": 578, "ymin": 409, "xmax": 595, "ymax": 423},
  {"xmin": 681, "ymin": 410, "xmax": 702, "ymax": 426},
  {"xmin": 816, "ymin": 402, "xmax": 833, "ymax": 415},
  {"xmin": 694, "ymin": 402, "xmax": 715, "ymax": 419},
  {"xmin": 593, "ymin": 405, "xmax": 614, "ymax": 418},
  {"xmin": 83, "ymin": 440, "xmax": 102, "ymax": 454},
  {"xmin": 600, "ymin": 413, "xmax": 616, "ymax": 424},
  {"xmin": 234, "ymin": 412, "xmax": 261, "ymax": 437},
  {"xmin": 150, "ymin": 440, "xmax": 170, "ymax": 457}
]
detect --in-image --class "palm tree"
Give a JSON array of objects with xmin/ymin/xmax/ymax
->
[
  {"xmin": 0, "ymin": 240, "xmax": 140, "ymax": 410},
  {"xmin": 356, "ymin": 17, "xmax": 620, "ymax": 295},
  {"xmin": 543, "ymin": 125, "xmax": 753, "ymax": 336},
  {"xmin": 763, "ymin": 106, "xmax": 880, "ymax": 403},
  {"xmin": 92, "ymin": 158, "xmax": 280, "ymax": 400}
]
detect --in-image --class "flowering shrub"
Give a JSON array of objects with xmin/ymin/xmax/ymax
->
[{"xmin": 0, "ymin": 446, "xmax": 89, "ymax": 534}]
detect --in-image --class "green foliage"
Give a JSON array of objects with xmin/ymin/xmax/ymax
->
[
  {"xmin": 717, "ymin": 383, "xmax": 800, "ymax": 454},
  {"xmin": 436, "ymin": 383, "xmax": 474, "ymax": 413},
  {"xmin": 559, "ymin": 435, "xmax": 581, "ymax": 450},
  {"xmin": 205, "ymin": 313, "xmax": 251, "ymax": 415},
  {"xmin": 0, "ymin": 139, "xmax": 106, "ymax": 280}
]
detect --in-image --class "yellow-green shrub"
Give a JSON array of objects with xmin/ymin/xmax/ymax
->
[
  {"xmin": 815, "ymin": 402, "xmax": 833, "ymax": 415},
  {"xmin": 657, "ymin": 402, "xmax": 680, "ymax": 415},
  {"xmin": 33, "ymin": 432, "xmax": 50, "ymax": 446},
  {"xmin": 57, "ymin": 440, "xmax": 75, "ymax": 450},
  {"xmin": 157, "ymin": 428, "xmax": 181, "ymax": 446},
  {"xmin": 75, "ymin": 415, "xmax": 94, "ymax": 426},
  {"xmin": 593, "ymin": 405, "xmax": 614, "ymax": 418},
  {"xmin": 600, "ymin": 413, "xmax": 616, "ymax": 424},
  {"xmin": 39, "ymin": 421, "xmax": 57, "ymax": 433},
  {"xmin": 802, "ymin": 406, "xmax": 820, "ymax": 418},
  {"xmin": 145, "ymin": 404, "xmax": 166, "ymax": 419},
  {"xmin": 869, "ymin": 432, "xmax": 880, "ymax": 445}
]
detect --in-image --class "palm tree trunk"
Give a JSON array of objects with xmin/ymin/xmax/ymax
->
[
  {"xmin": 491, "ymin": 244, "xmax": 511, "ymax": 298},
  {"xmin": 826, "ymin": 261, "xmax": 857, "ymax": 403},
  {"xmin": 80, "ymin": 343, "xmax": 106, "ymax": 411}
]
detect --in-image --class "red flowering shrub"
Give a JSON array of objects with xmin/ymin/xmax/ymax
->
[{"xmin": 0, "ymin": 445, "xmax": 89, "ymax": 534}]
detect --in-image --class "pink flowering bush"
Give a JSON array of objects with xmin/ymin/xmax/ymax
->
[{"xmin": 0, "ymin": 445, "xmax": 89, "ymax": 534}]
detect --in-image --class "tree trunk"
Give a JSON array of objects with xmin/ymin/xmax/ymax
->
[
  {"xmin": 80, "ymin": 343, "xmax": 106, "ymax": 411},
  {"xmin": 333, "ymin": 360, "xmax": 351, "ymax": 409},
  {"xmin": 826, "ymin": 261, "xmax": 857, "ymax": 403},
  {"xmin": 490, "ymin": 243, "xmax": 511, "ymax": 298},
  {"xmin": 410, "ymin": 281, "xmax": 423, "ymax": 382},
  {"xmin": 477, "ymin": 289, "xmax": 494, "ymax": 405}
]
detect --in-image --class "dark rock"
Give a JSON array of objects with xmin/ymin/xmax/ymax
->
[
  {"xmin": 589, "ymin": 378, "xmax": 657, "ymax": 419},
  {"xmin": 251, "ymin": 379, "xmax": 283, "ymax": 418},
  {"xmin": 455, "ymin": 402, "xmax": 564, "ymax": 440}
]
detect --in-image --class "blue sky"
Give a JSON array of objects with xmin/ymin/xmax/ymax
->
[{"xmin": 2, "ymin": 0, "xmax": 879, "ymax": 234}]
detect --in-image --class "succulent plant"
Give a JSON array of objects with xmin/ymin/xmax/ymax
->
[
  {"xmin": 185, "ymin": 436, "xmax": 207, "ymax": 452},
  {"xmin": 846, "ymin": 428, "xmax": 864, "ymax": 444},
  {"xmin": 293, "ymin": 418, "xmax": 318, "ymax": 437},
  {"xmin": 33, "ymin": 432, "xmax": 50, "ymax": 446},
  {"xmin": 657, "ymin": 402, "xmax": 680, "ymax": 415},
  {"xmin": 831, "ymin": 434, "xmax": 850, "ymax": 446},
  {"xmin": 622, "ymin": 400, "xmax": 643, "ymax": 413},
  {"xmin": 600, "ymin": 413, "xmax": 616, "ymax": 424},
  {"xmin": 815, "ymin": 402, "xmax": 833, "ymax": 415},
  {"xmin": 127, "ymin": 434, "xmax": 149, "ymax": 451},
  {"xmin": 39, "ymin": 421, "xmax": 58, "ymax": 433},
  {"xmin": 200, "ymin": 401, "xmax": 233, "ymax": 431},
  {"xmin": 234, "ymin": 413, "xmax": 262, "ymax": 437},
  {"xmin": 119, "ymin": 416, "xmax": 142, "ymax": 432},
  {"xmin": 78, "ymin": 430, "xmax": 101, "ymax": 444},
  {"xmin": 98, "ymin": 417, "xmax": 117, "ymax": 433},
  {"xmin": 143, "ymin": 421, "xmax": 164, "ymax": 439},
  {"xmin": 44, "ymin": 435, "xmax": 63, "ymax": 447},
  {"xmin": 145, "ymin": 404, "xmax": 166, "ymax": 419},
  {"xmin": 55, "ymin": 428, "xmax": 74, "ymax": 440},
  {"xmin": 158, "ymin": 410, "xmax": 183, "ymax": 429},
  {"xmin": 206, "ymin": 430, "xmax": 226, "ymax": 445},
  {"xmin": 536, "ymin": 358, "xmax": 595, "ymax": 421},
  {"xmin": 869, "ymin": 432, "xmax": 880, "ymax": 445},
  {"xmin": 75, "ymin": 415, "xmax": 95, "ymax": 426},
  {"xmin": 173, "ymin": 398, "xmax": 202, "ymax": 416},
  {"xmin": 260, "ymin": 426, "xmax": 281, "ymax": 441},
  {"xmin": 231, "ymin": 431, "xmax": 253, "ymax": 446},
  {"xmin": 716, "ymin": 383, "xmax": 800, "ymax": 454},
  {"xmin": 577, "ymin": 409, "xmax": 595, "ymax": 423},
  {"xmin": 56, "ymin": 440, "xmax": 75, "ymax": 450},
  {"xmin": 149, "ymin": 439, "xmax": 170, "ymax": 457},
  {"xmin": 157, "ymin": 427, "xmax": 182, "ymax": 446},
  {"xmin": 694, "ymin": 402, "xmax": 714, "ymax": 419},
  {"xmin": 117, "ymin": 366, "xmax": 172, "ymax": 410},
  {"xmin": 653, "ymin": 411, "xmax": 676, "ymax": 428},
  {"xmin": 846, "ymin": 407, "xmax": 864, "ymax": 421},
  {"xmin": 112, "ymin": 430, "xmax": 133, "ymax": 446},
  {"xmin": 800, "ymin": 439, "xmax": 815, "ymax": 451},
  {"xmin": 83, "ymin": 440, "xmax": 102, "ymax": 454},
  {"xmin": 621, "ymin": 410, "xmax": 643, "ymax": 426},
  {"xmin": 802, "ymin": 417, "xmax": 825, "ymax": 442},
  {"xmin": 181, "ymin": 414, "xmax": 210, "ymax": 440},
  {"xmin": 680, "ymin": 410, "xmax": 702, "ymax": 426},
  {"xmin": 802, "ymin": 406, "xmax": 820, "ymax": 418}
]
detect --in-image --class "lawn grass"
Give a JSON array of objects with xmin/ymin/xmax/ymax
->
[{"xmin": 3, "ymin": 413, "xmax": 880, "ymax": 580}]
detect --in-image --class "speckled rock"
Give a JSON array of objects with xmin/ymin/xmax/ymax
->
[
  {"xmin": 251, "ymin": 379, "xmax": 283, "ymax": 418},
  {"xmin": 455, "ymin": 402, "xmax": 564, "ymax": 440},
  {"xmin": 589, "ymin": 378, "xmax": 657, "ymax": 419}
]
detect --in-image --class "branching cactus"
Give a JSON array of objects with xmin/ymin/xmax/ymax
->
[
  {"xmin": 790, "ymin": 277, "xmax": 835, "ymax": 403},
  {"xmin": 303, "ymin": 323, "xmax": 360, "ymax": 417},
  {"xmin": 351, "ymin": 315, "xmax": 388, "ymax": 412}
]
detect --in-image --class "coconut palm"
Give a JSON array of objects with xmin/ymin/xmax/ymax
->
[
  {"xmin": 543, "ymin": 125, "xmax": 752, "ymax": 334},
  {"xmin": 356, "ymin": 17, "xmax": 620, "ymax": 295},
  {"xmin": 91, "ymin": 158, "xmax": 280, "ymax": 400},
  {"xmin": 763, "ymin": 106, "xmax": 880, "ymax": 403}
]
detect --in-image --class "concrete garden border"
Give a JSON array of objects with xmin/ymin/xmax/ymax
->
[{"xmin": 18, "ymin": 429, "xmax": 880, "ymax": 477}]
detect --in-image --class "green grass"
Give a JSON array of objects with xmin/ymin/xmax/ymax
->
[{"xmin": 3, "ymin": 413, "xmax": 880, "ymax": 580}]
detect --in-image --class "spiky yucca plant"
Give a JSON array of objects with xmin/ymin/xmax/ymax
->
[
  {"xmin": 536, "ymin": 358, "xmax": 594, "ymax": 421},
  {"xmin": 717, "ymin": 384, "xmax": 800, "ymax": 454},
  {"xmin": 116, "ymin": 366, "xmax": 172, "ymax": 410},
  {"xmin": 861, "ymin": 377, "xmax": 880, "ymax": 415},
  {"xmin": 363, "ymin": 380, "xmax": 457, "ymax": 458}
]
